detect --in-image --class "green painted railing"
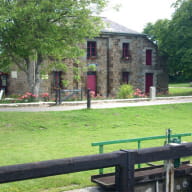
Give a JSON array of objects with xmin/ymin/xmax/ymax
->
[{"xmin": 91, "ymin": 132, "xmax": 192, "ymax": 174}]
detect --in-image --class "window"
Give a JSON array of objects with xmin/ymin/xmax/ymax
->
[
  {"xmin": 146, "ymin": 49, "xmax": 152, "ymax": 65},
  {"xmin": 87, "ymin": 41, "xmax": 97, "ymax": 58},
  {"xmin": 122, "ymin": 72, "xmax": 129, "ymax": 84},
  {"xmin": 122, "ymin": 43, "xmax": 130, "ymax": 59}
]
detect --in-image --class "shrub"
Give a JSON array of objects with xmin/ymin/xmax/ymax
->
[
  {"xmin": 133, "ymin": 88, "xmax": 146, "ymax": 98},
  {"xmin": 18, "ymin": 92, "xmax": 38, "ymax": 102},
  {"xmin": 40, "ymin": 93, "xmax": 49, "ymax": 102},
  {"xmin": 117, "ymin": 84, "xmax": 134, "ymax": 99}
]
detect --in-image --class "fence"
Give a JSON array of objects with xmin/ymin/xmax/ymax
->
[
  {"xmin": 0, "ymin": 142, "xmax": 191, "ymax": 192},
  {"xmin": 55, "ymin": 89, "xmax": 83, "ymax": 104},
  {"xmin": 92, "ymin": 132, "xmax": 192, "ymax": 173}
]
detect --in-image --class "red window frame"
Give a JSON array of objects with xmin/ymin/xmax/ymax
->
[
  {"xmin": 87, "ymin": 41, "xmax": 97, "ymax": 58},
  {"xmin": 122, "ymin": 43, "xmax": 130, "ymax": 58}
]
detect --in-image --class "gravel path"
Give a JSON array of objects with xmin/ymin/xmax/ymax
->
[{"xmin": 0, "ymin": 96, "xmax": 192, "ymax": 112}]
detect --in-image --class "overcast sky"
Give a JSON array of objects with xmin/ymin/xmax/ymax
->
[{"xmin": 101, "ymin": 0, "xmax": 176, "ymax": 32}]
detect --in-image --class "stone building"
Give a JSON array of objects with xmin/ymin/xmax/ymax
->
[{"xmin": 0, "ymin": 18, "xmax": 168, "ymax": 97}]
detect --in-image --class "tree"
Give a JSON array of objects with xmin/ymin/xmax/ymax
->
[
  {"xmin": 143, "ymin": 19, "xmax": 170, "ymax": 55},
  {"xmin": 143, "ymin": 0, "xmax": 192, "ymax": 82},
  {"xmin": 168, "ymin": 0, "xmax": 192, "ymax": 81},
  {"xmin": 0, "ymin": 0, "xmax": 108, "ymax": 95}
]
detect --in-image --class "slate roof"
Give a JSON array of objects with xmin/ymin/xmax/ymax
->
[{"xmin": 101, "ymin": 17, "xmax": 141, "ymax": 35}]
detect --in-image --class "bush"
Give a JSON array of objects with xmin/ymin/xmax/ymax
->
[
  {"xmin": 18, "ymin": 92, "xmax": 38, "ymax": 102},
  {"xmin": 117, "ymin": 84, "xmax": 134, "ymax": 99},
  {"xmin": 133, "ymin": 88, "xmax": 146, "ymax": 98},
  {"xmin": 40, "ymin": 93, "xmax": 49, "ymax": 101}
]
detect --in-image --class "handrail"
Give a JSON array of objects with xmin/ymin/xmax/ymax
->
[
  {"xmin": 91, "ymin": 133, "xmax": 192, "ymax": 173},
  {"xmin": 0, "ymin": 143, "xmax": 192, "ymax": 191},
  {"xmin": 92, "ymin": 133, "xmax": 192, "ymax": 146}
]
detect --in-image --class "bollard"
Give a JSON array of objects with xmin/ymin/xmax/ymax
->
[
  {"xmin": 87, "ymin": 89, "xmax": 91, "ymax": 109},
  {"xmin": 150, "ymin": 86, "xmax": 156, "ymax": 100},
  {"xmin": 0, "ymin": 89, "xmax": 4, "ymax": 100},
  {"xmin": 58, "ymin": 89, "xmax": 61, "ymax": 104},
  {"xmin": 55, "ymin": 88, "xmax": 61, "ymax": 105}
]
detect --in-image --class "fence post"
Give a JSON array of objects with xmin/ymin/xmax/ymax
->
[
  {"xmin": 55, "ymin": 88, "xmax": 61, "ymax": 105},
  {"xmin": 80, "ymin": 89, "xmax": 83, "ymax": 101},
  {"xmin": 99, "ymin": 145, "xmax": 104, "ymax": 174},
  {"xmin": 87, "ymin": 89, "xmax": 91, "ymax": 109},
  {"xmin": 58, "ymin": 89, "xmax": 61, "ymax": 104},
  {"xmin": 55, "ymin": 89, "xmax": 59, "ymax": 105},
  {"xmin": 165, "ymin": 159, "xmax": 174, "ymax": 192},
  {"xmin": 116, "ymin": 150, "xmax": 136, "ymax": 192}
]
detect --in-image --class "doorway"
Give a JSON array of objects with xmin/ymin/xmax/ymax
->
[
  {"xmin": 87, "ymin": 71, "xmax": 97, "ymax": 94},
  {"xmin": 145, "ymin": 73, "xmax": 153, "ymax": 94}
]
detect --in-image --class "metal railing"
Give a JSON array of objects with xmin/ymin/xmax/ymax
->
[
  {"xmin": 92, "ymin": 132, "xmax": 192, "ymax": 173},
  {"xmin": 55, "ymin": 89, "xmax": 83, "ymax": 105}
]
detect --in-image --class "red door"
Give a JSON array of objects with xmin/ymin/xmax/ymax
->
[
  {"xmin": 87, "ymin": 72, "xmax": 96, "ymax": 94},
  {"xmin": 145, "ymin": 73, "xmax": 153, "ymax": 94}
]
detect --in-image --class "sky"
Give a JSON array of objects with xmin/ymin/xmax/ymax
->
[{"xmin": 101, "ymin": 0, "xmax": 176, "ymax": 33}]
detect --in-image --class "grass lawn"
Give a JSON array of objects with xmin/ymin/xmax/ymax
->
[
  {"xmin": 0, "ymin": 103, "xmax": 192, "ymax": 191},
  {"xmin": 168, "ymin": 87, "xmax": 192, "ymax": 96},
  {"xmin": 168, "ymin": 82, "xmax": 192, "ymax": 96},
  {"xmin": 169, "ymin": 82, "xmax": 192, "ymax": 87}
]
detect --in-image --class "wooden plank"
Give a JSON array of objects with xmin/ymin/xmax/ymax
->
[
  {"xmin": 0, "ymin": 151, "xmax": 122, "ymax": 184},
  {"xmin": 135, "ymin": 143, "xmax": 192, "ymax": 164},
  {"xmin": 92, "ymin": 164, "xmax": 192, "ymax": 189}
]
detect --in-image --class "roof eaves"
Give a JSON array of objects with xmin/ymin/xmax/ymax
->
[{"xmin": 100, "ymin": 31, "xmax": 147, "ymax": 37}]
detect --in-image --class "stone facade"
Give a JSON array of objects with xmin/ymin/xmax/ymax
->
[
  {"xmin": 80, "ymin": 32, "xmax": 168, "ymax": 96},
  {"xmin": 0, "ymin": 19, "xmax": 168, "ymax": 97}
]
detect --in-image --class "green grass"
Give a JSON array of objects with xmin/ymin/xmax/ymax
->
[
  {"xmin": 168, "ymin": 87, "xmax": 192, "ymax": 96},
  {"xmin": 169, "ymin": 82, "xmax": 192, "ymax": 87},
  {"xmin": 0, "ymin": 104, "xmax": 192, "ymax": 191},
  {"xmin": 168, "ymin": 82, "xmax": 192, "ymax": 96}
]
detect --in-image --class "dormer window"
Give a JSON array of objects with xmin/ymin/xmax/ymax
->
[
  {"xmin": 122, "ymin": 43, "xmax": 130, "ymax": 60},
  {"xmin": 87, "ymin": 41, "xmax": 97, "ymax": 59}
]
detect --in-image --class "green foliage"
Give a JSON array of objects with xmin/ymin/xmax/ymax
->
[
  {"xmin": 61, "ymin": 80, "xmax": 69, "ymax": 88},
  {"xmin": 0, "ymin": 0, "xmax": 108, "ymax": 94},
  {"xmin": 87, "ymin": 64, "xmax": 97, "ymax": 71},
  {"xmin": 143, "ymin": 0, "xmax": 192, "ymax": 82},
  {"xmin": 143, "ymin": 19, "xmax": 170, "ymax": 55},
  {"xmin": 117, "ymin": 84, "xmax": 134, "ymax": 99}
]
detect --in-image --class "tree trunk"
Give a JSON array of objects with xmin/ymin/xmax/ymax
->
[
  {"xmin": 33, "ymin": 60, "xmax": 41, "ymax": 96},
  {"xmin": 26, "ymin": 53, "xmax": 42, "ymax": 97}
]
